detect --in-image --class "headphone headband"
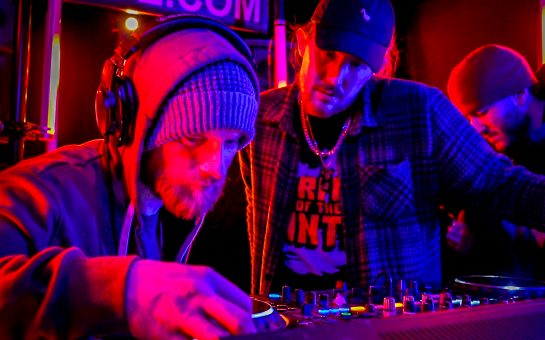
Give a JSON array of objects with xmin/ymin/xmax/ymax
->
[{"xmin": 95, "ymin": 14, "xmax": 255, "ymax": 146}]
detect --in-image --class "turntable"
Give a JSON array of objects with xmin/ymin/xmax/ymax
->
[
  {"xmin": 453, "ymin": 275, "xmax": 545, "ymax": 300},
  {"xmin": 252, "ymin": 298, "xmax": 288, "ymax": 332}
]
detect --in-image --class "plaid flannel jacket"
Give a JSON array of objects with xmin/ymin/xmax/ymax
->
[{"xmin": 240, "ymin": 77, "xmax": 545, "ymax": 295}]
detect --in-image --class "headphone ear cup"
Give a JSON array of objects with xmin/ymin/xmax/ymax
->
[
  {"xmin": 95, "ymin": 86, "xmax": 110, "ymax": 137},
  {"xmin": 114, "ymin": 76, "xmax": 138, "ymax": 146},
  {"xmin": 95, "ymin": 60, "xmax": 117, "ymax": 138},
  {"xmin": 97, "ymin": 15, "xmax": 256, "ymax": 146}
]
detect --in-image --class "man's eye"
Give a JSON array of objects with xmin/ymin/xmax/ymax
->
[
  {"xmin": 350, "ymin": 60, "xmax": 364, "ymax": 68},
  {"xmin": 182, "ymin": 136, "xmax": 206, "ymax": 147},
  {"xmin": 474, "ymin": 110, "xmax": 488, "ymax": 118}
]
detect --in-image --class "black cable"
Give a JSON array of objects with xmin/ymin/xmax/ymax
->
[{"xmin": 104, "ymin": 134, "xmax": 119, "ymax": 251}]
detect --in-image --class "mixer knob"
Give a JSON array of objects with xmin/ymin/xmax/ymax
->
[
  {"xmin": 368, "ymin": 285, "xmax": 383, "ymax": 305},
  {"xmin": 396, "ymin": 279, "xmax": 406, "ymax": 301},
  {"xmin": 301, "ymin": 303, "xmax": 313, "ymax": 316},
  {"xmin": 295, "ymin": 289, "xmax": 305, "ymax": 307},
  {"xmin": 383, "ymin": 297, "xmax": 396, "ymax": 317},
  {"xmin": 307, "ymin": 291, "xmax": 317, "ymax": 306},
  {"xmin": 421, "ymin": 293, "xmax": 435, "ymax": 312},
  {"xmin": 403, "ymin": 295, "xmax": 416, "ymax": 314},
  {"xmin": 462, "ymin": 294, "xmax": 472, "ymax": 307},
  {"xmin": 407, "ymin": 280, "xmax": 419, "ymax": 297},
  {"xmin": 439, "ymin": 292, "xmax": 452, "ymax": 310},
  {"xmin": 366, "ymin": 303, "xmax": 376, "ymax": 313},
  {"xmin": 281, "ymin": 285, "xmax": 291, "ymax": 303},
  {"xmin": 319, "ymin": 293, "xmax": 329, "ymax": 309}
]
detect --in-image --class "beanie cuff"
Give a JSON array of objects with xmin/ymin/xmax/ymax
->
[
  {"xmin": 145, "ymin": 61, "xmax": 258, "ymax": 151},
  {"xmin": 147, "ymin": 91, "xmax": 257, "ymax": 149}
]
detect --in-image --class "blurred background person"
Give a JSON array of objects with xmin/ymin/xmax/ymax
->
[{"xmin": 446, "ymin": 44, "xmax": 545, "ymax": 281}]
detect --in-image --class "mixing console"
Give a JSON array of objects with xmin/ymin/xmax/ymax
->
[{"xmin": 230, "ymin": 275, "xmax": 545, "ymax": 339}]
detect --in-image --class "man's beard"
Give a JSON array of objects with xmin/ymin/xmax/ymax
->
[{"xmin": 155, "ymin": 176, "xmax": 226, "ymax": 220}]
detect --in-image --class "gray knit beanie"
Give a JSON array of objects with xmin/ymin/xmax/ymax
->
[{"xmin": 145, "ymin": 60, "xmax": 257, "ymax": 150}]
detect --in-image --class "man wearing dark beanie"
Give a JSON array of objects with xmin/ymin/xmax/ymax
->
[
  {"xmin": 448, "ymin": 44, "xmax": 545, "ymax": 162},
  {"xmin": 0, "ymin": 16, "xmax": 258, "ymax": 339},
  {"xmin": 444, "ymin": 44, "xmax": 545, "ymax": 282}
]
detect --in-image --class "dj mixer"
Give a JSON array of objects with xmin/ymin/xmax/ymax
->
[{"xmin": 230, "ymin": 275, "xmax": 545, "ymax": 339}]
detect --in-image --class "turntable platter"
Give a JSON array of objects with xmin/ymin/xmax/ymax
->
[
  {"xmin": 453, "ymin": 275, "xmax": 545, "ymax": 299},
  {"xmin": 252, "ymin": 298, "xmax": 287, "ymax": 332}
]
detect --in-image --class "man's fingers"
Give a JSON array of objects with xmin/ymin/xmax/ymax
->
[
  {"xmin": 163, "ymin": 296, "xmax": 230, "ymax": 340},
  {"xmin": 127, "ymin": 263, "xmax": 255, "ymax": 339},
  {"xmin": 207, "ymin": 270, "xmax": 253, "ymax": 313},
  {"xmin": 202, "ymin": 295, "xmax": 256, "ymax": 335},
  {"xmin": 172, "ymin": 268, "xmax": 255, "ymax": 337},
  {"xmin": 177, "ymin": 312, "xmax": 230, "ymax": 340}
]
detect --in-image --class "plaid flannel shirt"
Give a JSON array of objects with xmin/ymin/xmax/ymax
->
[{"xmin": 240, "ymin": 77, "xmax": 545, "ymax": 295}]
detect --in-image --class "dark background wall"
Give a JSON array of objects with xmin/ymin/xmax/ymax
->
[
  {"xmin": 2, "ymin": 0, "xmax": 541, "ymax": 156},
  {"xmin": 0, "ymin": 0, "xmax": 542, "ymax": 292},
  {"xmin": 53, "ymin": 0, "xmax": 545, "ymax": 148}
]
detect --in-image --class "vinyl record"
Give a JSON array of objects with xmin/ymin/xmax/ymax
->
[{"xmin": 453, "ymin": 275, "xmax": 545, "ymax": 299}]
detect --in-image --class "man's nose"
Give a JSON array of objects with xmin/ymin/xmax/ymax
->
[
  {"xmin": 470, "ymin": 117, "xmax": 489, "ymax": 135},
  {"xmin": 328, "ymin": 61, "xmax": 356, "ymax": 93},
  {"xmin": 324, "ymin": 58, "xmax": 347, "ymax": 86},
  {"xmin": 198, "ymin": 143, "xmax": 225, "ymax": 180}
]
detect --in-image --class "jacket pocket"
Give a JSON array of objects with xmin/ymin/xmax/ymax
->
[{"xmin": 359, "ymin": 159, "xmax": 414, "ymax": 221}]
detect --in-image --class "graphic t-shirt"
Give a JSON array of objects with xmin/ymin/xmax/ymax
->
[
  {"xmin": 283, "ymin": 156, "xmax": 346, "ymax": 276},
  {"xmin": 270, "ymin": 108, "xmax": 352, "ymax": 291}
]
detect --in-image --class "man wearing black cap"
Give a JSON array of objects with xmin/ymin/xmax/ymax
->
[
  {"xmin": 442, "ymin": 45, "xmax": 545, "ymax": 280},
  {"xmin": 241, "ymin": 0, "xmax": 545, "ymax": 296}
]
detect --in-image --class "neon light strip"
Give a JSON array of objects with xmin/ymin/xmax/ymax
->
[
  {"xmin": 48, "ymin": 34, "xmax": 60, "ymax": 136},
  {"xmin": 252, "ymin": 307, "xmax": 274, "ymax": 318},
  {"xmin": 542, "ymin": 5, "xmax": 545, "ymax": 64},
  {"xmin": 273, "ymin": 21, "xmax": 287, "ymax": 88}
]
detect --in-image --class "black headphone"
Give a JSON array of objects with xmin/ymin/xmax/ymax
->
[{"xmin": 95, "ymin": 14, "xmax": 255, "ymax": 146}]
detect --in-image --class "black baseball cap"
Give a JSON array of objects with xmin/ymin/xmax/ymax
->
[{"xmin": 313, "ymin": 0, "xmax": 395, "ymax": 72}]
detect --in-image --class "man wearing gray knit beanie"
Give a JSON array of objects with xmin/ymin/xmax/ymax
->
[
  {"xmin": 143, "ymin": 60, "xmax": 257, "ymax": 219},
  {"xmin": 0, "ymin": 16, "xmax": 259, "ymax": 340}
]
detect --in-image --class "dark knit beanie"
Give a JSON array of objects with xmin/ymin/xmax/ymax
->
[
  {"xmin": 145, "ymin": 60, "xmax": 257, "ymax": 150},
  {"xmin": 447, "ymin": 44, "xmax": 537, "ymax": 116}
]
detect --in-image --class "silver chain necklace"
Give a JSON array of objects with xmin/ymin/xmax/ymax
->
[{"xmin": 300, "ymin": 103, "xmax": 352, "ymax": 192}]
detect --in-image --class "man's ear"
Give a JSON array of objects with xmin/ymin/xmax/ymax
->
[{"xmin": 295, "ymin": 28, "xmax": 307, "ymax": 58}]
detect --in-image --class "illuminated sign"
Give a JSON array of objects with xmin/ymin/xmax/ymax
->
[{"xmin": 68, "ymin": 0, "xmax": 269, "ymax": 33}]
